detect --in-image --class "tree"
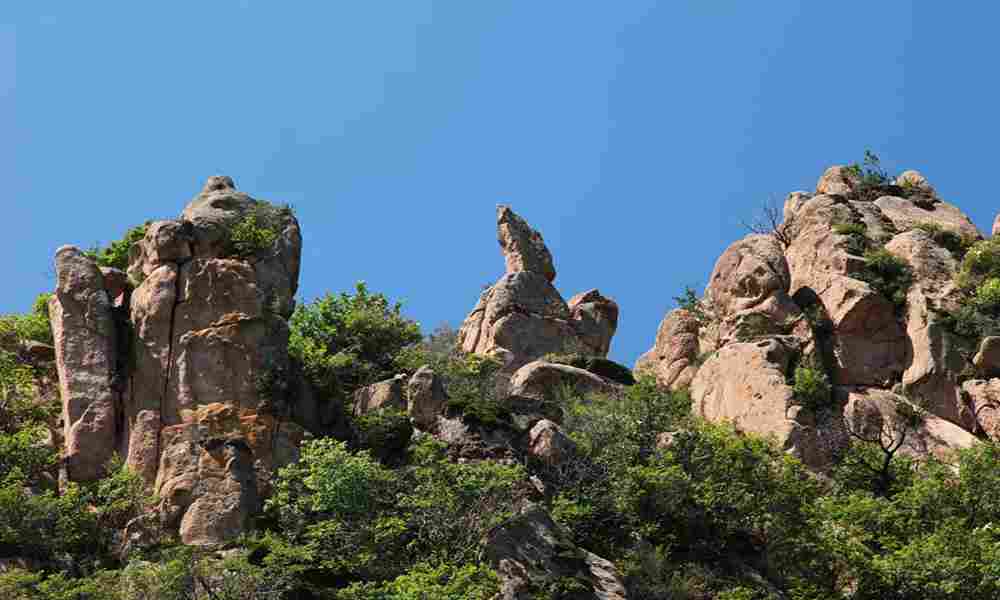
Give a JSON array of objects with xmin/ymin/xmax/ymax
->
[{"xmin": 741, "ymin": 198, "xmax": 797, "ymax": 248}]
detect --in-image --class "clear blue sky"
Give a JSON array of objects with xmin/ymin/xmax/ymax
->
[{"xmin": 4, "ymin": 3, "xmax": 1000, "ymax": 366}]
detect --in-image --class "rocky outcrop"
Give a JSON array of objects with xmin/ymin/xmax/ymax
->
[
  {"xmin": 50, "ymin": 246, "xmax": 122, "ymax": 482},
  {"xmin": 484, "ymin": 507, "xmax": 627, "ymax": 600},
  {"xmin": 690, "ymin": 337, "xmax": 835, "ymax": 468},
  {"xmin": 458, "ymin": 206, "xmax": 618, "ymax": 367},
  {"xmin": 641, "ymin": 165, "xmax": 986, "ymax": 469},
  {"xmin": 50, "ymin": 176, "xmax": 304, "ymax": 545},
  {"xmin": 961, "ymin": 379, "xmax": 1000, "ymax": 441},
  {"xmin": 527, "ymin": 419, "xmax": 576, "ymax": 465}
]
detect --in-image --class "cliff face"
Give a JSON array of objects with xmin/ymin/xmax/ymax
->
[
  {"xmin": 637, "ymin": 165, "xmax": 984, "ymax": 468},
  {"xmin": 51, "ymin": 176, "xmax": 305, "ymax": 545}
]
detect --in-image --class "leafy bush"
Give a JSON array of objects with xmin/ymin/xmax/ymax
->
[
  {"xmin": 440, "ymin": 354, "xmax": 510, "ymax": 427},
  {"xmin": 0, "ymin": 294, "xmax": 54, "ymax": 348},
  {"xmin": 352, "ymin": 408, "xmax": 413, "ymax": 464},
  {"xmin": 791, "ymin": 362, "xmax": 832, "ymax": 411},
  {"xmin": 974, "ymin": 277, "xmax": 1000, "ymax": 311},
  {"xmin": 336, "ymin": 562, "xmax": 500, "ymax": 600},
  {"xmin": 832, "ymin": 222, "xmax": 868, "ymax": 237},
  {"xmin": 673, "ymin": 286, "xmax": 714, "ymax": 325},
  {"xmin": 290, "ymin": 282, "xmax": 422, "ymax": 398},
  {"xmin": 84, "ymin": 222, "xmax": 149, "ymax": 272},
  {"xmin": 227, "ymin": 202, "xmax": 292, "ymax": 259},
  {"xmin": 262, "ymin": 436, "xmax": 524, "ymax": 591},
  {"xmin": 845, "ymin": 150, "xmax": 901, "ymax": 202},
  {"xmin": 856, "ymin": 248, "xmax": 913, "ymax": 311},
  {"xmin": 833, "ymin": 221, "xmax": 872, "ymax": 256},
  {"xmin": 543, "ymin": 352, "xmax": 636, "ymax": 386}
]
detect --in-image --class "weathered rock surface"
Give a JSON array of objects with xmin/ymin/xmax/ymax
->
[
  {"xmin": 691, "ymin": 337, "xmax": 834, "ymax": 468},
  {"xmin": 973, "ymin": 337, "xmax": 1000, "ymax": 378},
  {"xmin": 508, "ymin": 360, "xmax": 615, "ymax": 403},
  {"xmin": 874, "ymin": 195, "xmax": 980, "ymax": 240},
  {"xmin": 485, "ymin": 507, "xmax": 627, "ymax": 600},
  {"xmin": 816, "ymin": 165, "xmax": 860, "ymax": 197},
  {"xmin": 497, "ymin": 204, "xmax": 556, "ymax": 283},
  {"xmin": 785, "ymin": 194, "xmax": 907, "ymax": 386},
  {"xmin": 50, "ymin": 246, "xmax": 121, "ymax": 482},
  {"xmin": 961, "ymin": 379, "xmax": 1000, "ymax": 441},
  {"xmin": 885, "ymin": 230, "xmax": 968, "ymax": 427},
  {"xmin": 51, "ymin": 176, "xmax": 304, "ymax": 545},
  {"xmin": 353, "ymin": 374, "xmax": 407, "ymax": 416},
  {"xmin": 407, "ymin": 366, "xmax": 447, "ymax": 429},
  {"xmin": 458, "ymin": 206, "xmax": 618, "ymax": 367},
  {"xmin": 635, "ymin": 308, "xmax": 701, "ymax": 390}
]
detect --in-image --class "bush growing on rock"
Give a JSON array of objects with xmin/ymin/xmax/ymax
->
[
  {"xmin": 84, "ymin": 222, "xmax": 149, "ymax": 272},
  {"xmin": 290, "ymin": 282, "xmax": 422, "ymax": 398},
  {"xmin": 791, "ymin": 362, "xmax": 832, "ymax": 411},
  {"xmin": 857, "ymin": 248, "xmax": 913, "ymax": 311},
  {"xmin": 227, "ymin": 202, "xmax": 292, "ymax": 259}
]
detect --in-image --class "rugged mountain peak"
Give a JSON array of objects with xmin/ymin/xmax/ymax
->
[
  {"xmin": 51, "ymin": 177, "xmax": 304, "ymax": 545},
  {"xmin": 639, "ymin": 163, "xmax": 988, "ymax": 468}
]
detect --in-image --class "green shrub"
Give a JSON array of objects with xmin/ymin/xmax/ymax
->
[
  {"xmin": 335, "ymin": 562, "xmax": 500, "ymax": 600},
  {"xmin": 0, "ymin": 294, "xmax": 54, "ymax": 348},
  {"xmin": 832, "ymin": 222, "xmax": 868, "ymax": 237},
  {"xmin": 845, "ymin": 150, "xmax": 898, "ymax": 202},
  {"xmin": 673, "ymin": 286, "xmax": 713, "ymax": 325},
  {"xmin": 227, "ymin": 202, "xmax": 292, "ymax": 259},
  {"xmin": 84, "ymin": 222, "xmax": 149, "ymax": 273},
  {"xmin": 441, "ymin": 354, "xmax": 510, "ymax": 427},
  {"xmin": 791, "ymin": 363, "xmax": 831, "ymax": 411},
  {"xmin": 353, "ymin": 408, "xmax": 413, "ymax": 464},
  {"xmin": 974, "ymin": 277, "xmax": 1000, "ymax": 311},
  {"xmin": 856, "ymin": 248, "xmax": 913, "ymax": 311},
  {"xmin": 289, "ymin": 282, "xmax": 422, "ymax": 398}
]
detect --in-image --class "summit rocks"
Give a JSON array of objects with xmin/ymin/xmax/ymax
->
[{"xmin": 457, "ymin": 206, "xmax": 619, "ymax": 368}]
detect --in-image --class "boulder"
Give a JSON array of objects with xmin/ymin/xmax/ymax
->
[
  {"xmin": 993, "ymin": 213, "xmax": 1000, "ymax": 238},
  {"xmin": 484, "ymin": 507, "xmax": 627, "ymax": 600},
  {"xmin": 497, "ymin": 204, "xmax": 556, "ymax": 282},
  {"xmin": 407, "ymin": 366, "xmax": 447, "ymax": 429},
  {"xmin": 973, "ymin": 337, "xmax": 1000, "ymax": 377},
  {"xmin": 567, "ymin": 289, "xmax": 619, "ymax": 356},
  {"xmin": 874, "ymin": 195, "xmax": 980, "ymax": 240},
  {"xmin": 843, "ymin": 388, "xmax": 977, "ymax": 461},
  {"xmin": 691, "ymin": 337, "xmax": 834, "ymax": 468},
  {"xmin": 50, "ymin": 246, "xmax": 120, "ymax": 482},
  {"xmin": 635, "ymin": 308, "xmax": 701, "ymax": 390},
  {"xmin": 816, "ymin": 165, "xmax": 860, "ymax": 197},
  {"xmin": 527, "ymin": 419, "xmax": 576, "ymax": 465},
  {"xmin": 100, "ymin": 266, "xmax": 130, "ymax": 305},
  {"xmin": 353, "ymin": 374, "xmax": 407, "ymax": 416},
  {"xmin": 896, "ymin": 170, "xmax": 936, "ymax": 197},
  {"xmin": 508, "ymin": 360, "xmax": 615, "ymax": 404}
]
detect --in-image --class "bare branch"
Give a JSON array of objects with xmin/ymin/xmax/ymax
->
[{"xmin": 742, "ymin": 198, "xmax": 797, "ymax": 248}]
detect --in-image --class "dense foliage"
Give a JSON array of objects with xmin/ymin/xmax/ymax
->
[
  {"xmin": 227, "ymin": 202, "xmax": 293, "ymax": 259},
  {"xmin": 289, "ymin": 282, "xmax": 422, "ymax": 398}
]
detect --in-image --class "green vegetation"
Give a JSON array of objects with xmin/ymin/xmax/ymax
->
[
  {"xmin": 856, "ymin": 248, "xmax": 914, "ymax": 312},
  {"xmin": 85, "ymin": 222, "xmax": 149, "ymax": 272},
  {"xmin": 290, "ymin": 281, "xmax": 422, "ymax": 399},
  {"xmin": 791, "ymin": 361, "xmax": 832, "ymax": 411},
  {"xmin": 674, "ymin": 285, "xmax": 714, "ymax": 325},
  {"xmin": 227, "ymin": 201, "xmax": 293, "ymax": 259},
  {"xmin": 935, "ymin": 237, "xmax": 1000, "ymax": 367},
  {"xmin": 844, "ymin": 150, "xmax": 899, "ymax": 202},
  {"xmin": 833, "ymin": 221, "xmax": 872, "ymax": 256}
]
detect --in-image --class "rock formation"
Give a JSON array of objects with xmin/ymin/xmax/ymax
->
[
  {"xmin": 457, "ymin": 205, "xmax": 619, "ymax": 368},
  {"xmin": 639, "ymin": 166, "xmax": 985, "ymax": 467},
  {"xmin": 51, "ymin": 176, "xmax": 304, "ymax": 545}
]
